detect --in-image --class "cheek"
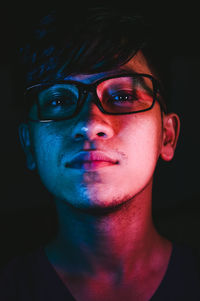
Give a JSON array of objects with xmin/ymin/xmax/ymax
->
[
  {"xmin": 30, "ymin": 126, "xmax": 63, "ymax": 188},
  {"xmin": 119, "ymin": 114, "xmax": 162, "ymax": 188}
]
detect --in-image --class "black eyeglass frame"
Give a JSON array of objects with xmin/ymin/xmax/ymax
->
[{"xmin": 24, "ymin": 73, "xmax": 167, "ymax": 122}]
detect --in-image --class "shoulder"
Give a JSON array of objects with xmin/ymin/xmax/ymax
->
[
  {"xmin": 0, "ymin": 246, "xmax": 75, "ymax": 301},
  {"xmin": 171, "ymin": 243, "xmax": 200, "ymax": 275},
  {"xmin": 152, "ymin": 243, "xmax": 200, "ymax": 301},
  {"xmin": 0, "ymin": 247, "xmax": 44, "ymax": 300}
]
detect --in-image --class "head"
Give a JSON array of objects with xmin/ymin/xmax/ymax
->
[{"xmin": 17, "ymin": 5, "xmax": 180, "ymax": 213}]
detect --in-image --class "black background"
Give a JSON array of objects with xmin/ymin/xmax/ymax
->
[{"xmin": 0, "ymin": 2, "xmax": 200, "ymax": 267}]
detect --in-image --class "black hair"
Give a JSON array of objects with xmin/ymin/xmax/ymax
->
[{"xmin": 12, "ymin": 4, "xmax": 169, "ymax": 114}]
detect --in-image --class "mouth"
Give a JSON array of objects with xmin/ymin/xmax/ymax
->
[
  {"xmin": 69, "ymin": 160, "xmax": 118, "ymax": 170},
  {"xmin": 66, "ymin": 151, "xmax": 119, "ymax": 171}
]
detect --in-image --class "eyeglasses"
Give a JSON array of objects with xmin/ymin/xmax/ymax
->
[{"xmin": 24, "ymin": 73, "xmax": 166, "ymax": 122}]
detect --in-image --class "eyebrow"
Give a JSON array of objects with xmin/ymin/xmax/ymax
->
[{"xmin": 63, "ymin": 69, "xmax": 140, "ymax": 84}]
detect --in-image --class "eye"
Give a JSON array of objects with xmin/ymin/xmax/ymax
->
[
  {"xmin": 109, "ymin": 91, "xmax": 136, "ymax": 103},
  {"xmin": 44, "ymin": 94, "xmax": 76, "ymax": 108},
  {"xmin": 112, "ymin": 94, "xmax": 132, "ymax": 102},
  {"xmin": 50, "ymin": 98, "xmax": 67, "ymax": 106},
  {"xmin": 39, "ymin": 84, "xmax": 79, "ymax": 108}
]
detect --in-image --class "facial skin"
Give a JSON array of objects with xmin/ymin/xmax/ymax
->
[
  {"xmin": 19, "ymin": 51, "xmax": 180, "ymax": 213},
  {"xmin": 19, "ymin": 51, "xmax": 180, "ymax": 300}
]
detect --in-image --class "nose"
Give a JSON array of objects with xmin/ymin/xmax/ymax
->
[
  {"xmin": 71, "ymin": 96, "xmax": 114, "ymax": 141},
  {"xmin": 72, "ymin": 119, "xmax": 114, "ymax": 141}
]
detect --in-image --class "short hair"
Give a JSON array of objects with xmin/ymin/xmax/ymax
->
[{"xmin": 12, "ymin": 4, "xmax": 170, "ymax": 117}]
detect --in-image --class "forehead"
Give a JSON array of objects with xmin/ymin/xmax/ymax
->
[{"xmin": 64, "ymin": 51, "xmax": 153, "ymax": 83}]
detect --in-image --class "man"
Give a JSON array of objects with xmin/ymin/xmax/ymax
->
[{"xmin": 0, "ymin": 5, "xmax": 199, "ymax": 301}]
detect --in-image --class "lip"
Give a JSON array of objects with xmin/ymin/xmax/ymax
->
[{"xmin": 66, "ymin": 151, "xmax": 119, "ymax": 170}]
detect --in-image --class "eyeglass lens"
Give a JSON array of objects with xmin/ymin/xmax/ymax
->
[{"xmin": 33, "ymin": 76, "xmax": 154, "ymax": 120}]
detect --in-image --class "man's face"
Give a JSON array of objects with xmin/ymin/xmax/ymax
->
[{"xmin": 20, "ymin": 51, "xmax": 175, "ymax": 211}]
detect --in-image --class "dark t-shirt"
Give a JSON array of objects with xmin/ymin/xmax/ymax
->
[{"xmin": 0, "ymin": 244, "xmax": 200, "ymax": 300}]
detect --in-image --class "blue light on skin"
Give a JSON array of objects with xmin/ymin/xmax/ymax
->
[{"xmin": 19, "ymin": 51, "xmax": 180, "ymax": 299}]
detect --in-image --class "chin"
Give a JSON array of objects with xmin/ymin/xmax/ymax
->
[{"xmin": 60, "ymin": 189, "xmax": 135, "ymax": 216}]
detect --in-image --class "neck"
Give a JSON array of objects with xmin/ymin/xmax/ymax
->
[{"xmin": 45, "ymin": 181, "xmax": 169, "ymax": 278}]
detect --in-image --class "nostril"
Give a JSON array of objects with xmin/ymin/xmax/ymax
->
[
  {"xmin": 75, "ymin": 133, "xmax": 83, "ymax": 139},
  {"xmin": 97, "ymin": 132, "xmax": 106, "ymax": 137}
]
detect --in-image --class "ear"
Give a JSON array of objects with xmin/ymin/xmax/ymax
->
[
  {"xmin": 18, "ymin": 123, "xmax": 36, "ymax": 170},
  {"xmin": 160, "ymin": 113, "xmax": 180, "ymax": 161}
]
